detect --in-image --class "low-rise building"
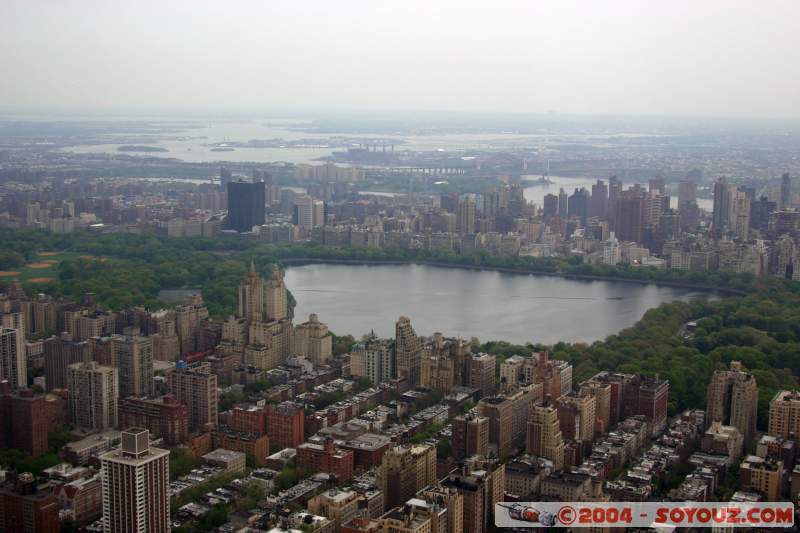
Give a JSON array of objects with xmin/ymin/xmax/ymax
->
[
  {"xmin": 740, "ymin": 455, "xmax": 784, "ymax": 501},
  {"xmin": 53, "ymin": 474, "xmax": 103, "ymax": 526},
  {"xmin": 62, "ymin": 430, "xmax": 121, "ymax": 466},
  {"xmin": 297, "ymin": 437, "xmax": 355, "ymax": 482},
  {"xmin": 700, "ymin": 421, "xmax": 744, "ymax": 465},
  {"xmin": 202, "ymin": 448, "xmax": 247, "ymax": 474},
  {"xmin": 212, "ymin": 426, "xmax": 270, "ymax": 467},
  {"xmin": 308, "ymin": 488, "xmax": 360, "ymax": 531}
]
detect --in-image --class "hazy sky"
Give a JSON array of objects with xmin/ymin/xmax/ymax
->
[{"xmin": 2, "ymin": 0, "xmax": 798, "ymax": 117}]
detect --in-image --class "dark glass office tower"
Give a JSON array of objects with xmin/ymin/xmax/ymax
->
[{"xmin": 226, "ymin": 180, "xmax": 265, "ymax": 232}]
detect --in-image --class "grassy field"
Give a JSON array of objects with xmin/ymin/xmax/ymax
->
[{"xmin": 0, "ymin": 250, "xmax": 85, "ymax": 284}]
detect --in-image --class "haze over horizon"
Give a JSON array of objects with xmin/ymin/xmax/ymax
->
[{"xmin": 1, "ymin": 0, "xmax": 799, "ymax": 119}]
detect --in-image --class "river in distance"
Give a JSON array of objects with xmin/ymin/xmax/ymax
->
[{"xmin": 284, "ymin": 263, "xmax": 714, "ymax": 345}]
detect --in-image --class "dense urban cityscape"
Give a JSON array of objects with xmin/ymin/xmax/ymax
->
[
  {"xmin": 3, "ymin": 1, "xmax": 800, "ymax": 532},
  {"xmin": 0, "ymin": 127, "xmax": 799, "ymax": 531}
]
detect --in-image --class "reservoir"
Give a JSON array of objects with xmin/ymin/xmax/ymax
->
[{"xmin": 284, "ymin": 263, "xmax": 712, "ymax": 345}]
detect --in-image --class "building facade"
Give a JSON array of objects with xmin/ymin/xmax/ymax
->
[
  {"xmin": 100, "ymin": 428, "xmax": 170, "ymax": 533},
  {"xmin": 68, "ymin": 361, "xmax": 118, "ymax": 431},
  {"xmin": 167, "ymin": 361, "xmax": 218, "ymax": 431}
]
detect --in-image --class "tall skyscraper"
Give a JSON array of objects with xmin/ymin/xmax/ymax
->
[
  {"xmin": 219, "ymin": 166, "xmax": 233, "ymax": 191},
  {"xmin": 167, "ymin": 361, "xmax": 218, "ymax": 431},
  {"xmin": 395, "ymin": 316, "xmax": 421, "ymax": 386},
  {"xmin": 557, "ymin": 392, "xmax": 597, "ymax": 445},
  {"xmin": 239, "ymin": 261, "xmax": 265, "ymax": 323},
  {"xmin": 457, "ymin": 197, "xmax": 476, "ymax": 235},
  {"xmin": 579, "ymin": 380, "xmax": 611, "ymax": 437},
  {"xmin": 677, "ymin": 180, "xmax": 697, "ymax": 208},
  {"xmin": 68, "ymin": 361, "xmax": 118, "ymax": 431},
  {"xmin": 0, "ymin": 327, "xmax": 25, "ymax": 388},
  {"xmin": 478, "ymin": 395, "xmax": 514, "ymax": 460},
  {"xmin": 482, "ymin": 189, "xmax": 499, "ymax": 218},
  {"xmin": 751, "ymin": 196, "xmax": 777, "ymax": 232},
  {"xmin": 265, "ymin": 265, "xmax": 288, "ymax": 321},
  {"xmin": 780, "ymin": 172, "xmax": 792, "ymax": 210},
  {"xmin": 526, "ymin": 400, "xmax": 565, "ymax": 469},
  {"xmin": 712, "ymin": 178, "xmax": 731, "ymax": 236},
  {"xmin": 293, "ymin": 194, "xmax": 325, "ymax": 231},
  {"xmin": 730, "ymin": 190, "xmax": 751, "ymax": 241},
  {"xmin": 567, "ymin": 188, "xmax": 589, "ymax": 223},
  {"xmin": 0, "ymin": 312, "xmax": 25, "ymax": 387},
  {"xmin": 608, "ymin": 175, "xmax": 622, "ymax": 228},
  {"xmin": 542, "ymin": 193, "xmax": 559, "ymax": 221},
  {"xmin": 590, "ymin": 179, "xmax": 608, "ymax": 218},
  {"xmin": 644, "ymin": 192, "xmax": 668, "ymax": 228},
  {"xmin": 100, "ymin": 428, "xmax": 170, "ymax": 533},
  {"xmin": 557, "ymin": 188, "xmax": 568, "ymax": 219},
  {"xmin": 508, "ymin": 184, "xmax": 526, "ymax": 216},
  {"xmin": 226, "ymin": 179, "xmax": 265, "ymax": 233},
  {"xmin": 706, "ymin": 361, "xmax": 759, "ymax": 442},
  {"xmin": 237, "ymin": 264, "xmax": 293, "ymax": 370},
  {"xmin": 637, "ymin": 376, "xmax": 670, "ymax": 436},
  {"xmin": 292, "ymin": 194, "xmax": 314, "ymax": 231},
  {"xmin": 238, "ymin": 263, "xmax": 288, "ymax": 323},
  {"xmin": 112, "ymin": 328, "xmax": 154, "ymax": 399},
  {"xmin": 44, "ymin": 333, "xmax": 91, "ymax": 391},
  {"xmin": 174, "ymin": 296, "xmax": 209, "ymax": 356},
  {"xmin": 615, "ymin": 187, "xmax": 647, "ymax": 244}
]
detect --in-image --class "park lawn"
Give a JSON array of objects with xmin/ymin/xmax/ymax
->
[{"xmin": 13, "ymin": 251, "xmax": 84, "ymax": 283}]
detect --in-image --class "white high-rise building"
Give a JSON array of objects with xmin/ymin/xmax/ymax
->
[
  {"xmin": 100, "ymin": 428, "xmax": 170, "ymax": 533},
  {"xmin": 351, "ymin": 335, "xmax": 394, "ymax": 385},
  {"xmin": 602, "ymin": 232, "xmax": 621, "ymax": 265},
  {"xmin": 294, "ymin": 195, "xmax": 325, "ymax": 231},
  {"xmin": 0, "ymin": 326, "xmax": 26, "ymax": 388}
]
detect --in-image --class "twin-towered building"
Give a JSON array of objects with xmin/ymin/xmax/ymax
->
[{"xmin": 237, "ymin": 262, "xmax": 294, "ymax": 370}]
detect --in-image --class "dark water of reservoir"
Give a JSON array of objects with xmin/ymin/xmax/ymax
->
[{"xmin": 285, "ymin": 263, "xmax": 713, "ymax": 345}]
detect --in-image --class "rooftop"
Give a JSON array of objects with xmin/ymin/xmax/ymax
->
[
  {"xmin": 203, "ymin": 448, "xmax": 246, "ymax": 464},
  {"xmin": 773, "ymin": 390, "xmax": 800, "ymax": 403}
]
